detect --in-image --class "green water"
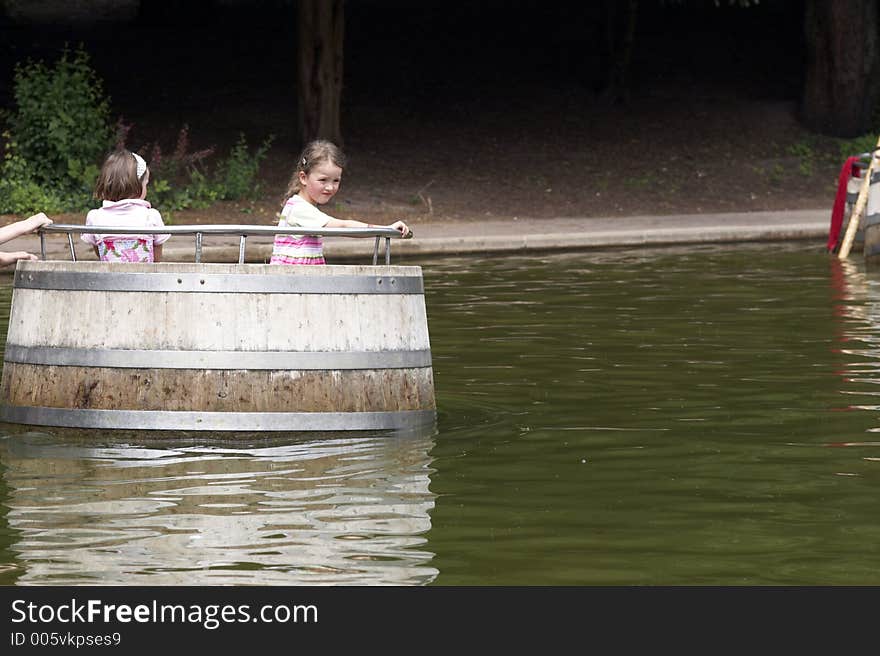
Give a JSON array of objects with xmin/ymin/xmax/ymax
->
[{"xmin": 3, "ymin": 243, "xmax": 880, "ymax": 585}]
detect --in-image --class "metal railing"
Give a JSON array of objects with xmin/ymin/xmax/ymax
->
[{"xmin": 39, "ymin": 224, "xmax": 413, "ymax": 265}]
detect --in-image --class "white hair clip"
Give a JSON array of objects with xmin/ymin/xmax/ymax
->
[{"xmin": 132, "ymin": 152, "xmax": 147, "ymax": 179}]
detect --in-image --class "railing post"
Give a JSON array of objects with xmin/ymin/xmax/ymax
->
[
  {"xmin": 195, "ymin": 232, "xmax": 203, "ymax": 263},
  {"xmin": 67, "ymin": 234, "xmax": 76, "ymax": 262},
  {"xmin": 238, "ymin": 235, "xmax": 247, "ymax": 264}
]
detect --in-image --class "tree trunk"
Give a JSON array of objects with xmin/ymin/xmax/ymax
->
[
  {"xmin": 802, "ymin": 0, "xmax": 879, "ymax": 137},
  {"xmin": 599, "ymin": 0, "xmax": 638, "ymax": 104},
  {"xmin": 296, "ymin": 0, "xmax": 345, "ymax": 146}
]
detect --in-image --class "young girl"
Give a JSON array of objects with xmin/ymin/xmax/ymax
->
[
  {"xmin": 270, "ymin": 140, "xmax": 410, "ymax": 265},
  {"xmin": 0, "ymin": 212, "xmax": 53, "ymax": 266},
  {"xmin": 82, "ymin": 149, "xmax": 170, "ymax": 262}
]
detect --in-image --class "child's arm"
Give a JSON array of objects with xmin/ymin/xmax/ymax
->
[
  {"xmin": 325, "ymin": 217, "xmax": 411, "ymax": 237},
  {"xmin": 0, "ymin": 251, "xmax": 39, "ymax": 267},
  {"xmin": 0, "ymin": 213, "xmax": 53, "ymax": 267},
  {"xmin": 0, "ymin": 212, "xmax": 53, "ymax": 245}
]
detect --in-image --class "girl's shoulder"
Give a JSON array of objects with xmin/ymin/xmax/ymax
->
[
  {"xmin": 281, "ymin": 195, "xmax": 329, "ymax": 227},
  {"xmin": 87, "ymin": 199, "xmax": 161, "ymax": 225},
  {"xmin": 283, "ymin": 195, "xmax": 309, "ymax": 209},
  {"xmin": 85, "ymin": 203, "xmax": 121, "ymax": 223}
]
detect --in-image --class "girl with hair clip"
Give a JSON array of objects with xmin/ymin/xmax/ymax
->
[
  {"xmin": 270, "ymin": 140, "xmax": 410, "ymax": 265},
  {"xmin": 82, "ymin": 149, "xmax": 170, "ymax": 262}
]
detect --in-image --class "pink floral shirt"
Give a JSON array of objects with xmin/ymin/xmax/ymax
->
[{"xmin": 82, "ymin": 199, "xmax": 170, "ymax": 262}]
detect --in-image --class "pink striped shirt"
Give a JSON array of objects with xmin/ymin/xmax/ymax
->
[{"xmin": 270, "ymin": 195, "xmax": 330, "ymax": 265}]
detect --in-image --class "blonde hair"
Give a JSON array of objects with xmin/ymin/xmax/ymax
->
[
  {"xmin": 285, "ymin": 140, "xmax": 347, "ymax": 199},
  {"xmin": 94, "ymin": 149, "xmax": 146, "ymax": 202}
]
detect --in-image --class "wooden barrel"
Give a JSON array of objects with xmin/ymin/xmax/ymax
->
[{"xmin": 0, "ymin": 261, "xmax": 436, "ymax": 432}]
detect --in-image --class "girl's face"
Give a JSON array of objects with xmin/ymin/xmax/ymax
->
[{"xmin": 298, "ymin": 160, "xmax": 342, "ymax": 205}]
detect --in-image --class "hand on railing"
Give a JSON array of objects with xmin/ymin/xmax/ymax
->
[
  {"xmin": 390, "ymin": 220, "xmax": 414, "ymax": 239},
  {"xmin": 367, "ymin": 221, "xmax": 413, "ymax": 239}
]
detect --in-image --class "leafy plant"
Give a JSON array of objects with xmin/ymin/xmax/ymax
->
[
  {"xmin": 140, "ymin": 125, "xmax": 217, "ymax": 216},
  {"xmin": 0, "ymin": 134, "xmax": 67, "ymax": 214},
  {"xmin": 768, "ymin": 163, "xmax": 786, "ymax": 186},
  {"xmin": 0, "ymin": 45, "xmax": 115, "ymax": 214},
  {"xmin": 214, "ymin": 133, "xmax": 274, "ymax": 201},
  {"xmin": 0, "ymin": 47, "xmax": 275, "ymax": 218},
  {"xmin": 139, "ymin": 129, "xmax": 275, "ymax": 216},
  {"xmin": 787, "ymin": 140, "xmax": 816, "ymax": 177},
  {"xmin": 835, "ymin": 134, "xmax": 879, "ymax": 162},
  {"xmin": 8, "ymin": 46, "xmax": 113, "ymax": 190}
]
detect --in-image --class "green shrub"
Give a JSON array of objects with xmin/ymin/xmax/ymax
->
[
  {"xmin": 787, "ymin": 140, "xmax": 816, "ymax": 177},
  {"xmin": 8, "ymin": 46, "xmax": 113, "ymax": 191},
  {"xmin": 0, "ymin": 46, "xmax": 274, "ymax": 217},
  {"xmin": 140, "ymin": 128, "xmax": 274, "ymax": 217},
  {"xmin": 0, "ymin": 135, "xmax": 67, "ymax": 214},
  {"xmin": 214, "ymin": 133, "xmax": 274, "ymax": 201},
  {"xmin": 0, "ymin": 45, "xmax": 114, "ymax": 214},
  {"xmin": 140, "ymin": 124, "xmax": 219, "ymax": 217},
  {"xmin": 836, "ymin": 134, "xmax": 879, "ymax": 162}
]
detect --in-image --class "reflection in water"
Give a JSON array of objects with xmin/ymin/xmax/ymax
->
[
  {"xmin": 0, "ymin": 429, "xmax": 437, "ymax": 585},
  {"xmin": 829, "ymin": 258, "xmax": 880, "ymax": 434}
]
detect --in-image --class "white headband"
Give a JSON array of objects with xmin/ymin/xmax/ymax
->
[{"xmin": 132, "ymin": 152, "xmax": 147, "ymax": 180}]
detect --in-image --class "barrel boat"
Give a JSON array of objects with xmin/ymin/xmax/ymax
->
[{"xmin": 0, "ymin": 225, "xmax": 436, "ymax": 432}]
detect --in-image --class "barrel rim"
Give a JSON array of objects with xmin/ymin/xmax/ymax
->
[
  {"xmin": 3, "ymin": 345, "xmax": 433, "ymax": 370},
  {"xmin": 0, "ymin": 405, "xmax": 438, "ymax": 431},
  {"xmin": 13, "ymin": 270, "xmax": 425, "ymax": 294}
]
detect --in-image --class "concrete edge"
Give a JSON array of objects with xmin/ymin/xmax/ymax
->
[{"xmin": 160, "ymin": 222, "xmax": 831, "ymax": 262}]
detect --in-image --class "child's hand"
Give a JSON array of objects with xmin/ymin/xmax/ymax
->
[
  {"xmin": 26, "ymin": 212, "xmax": 53, "ymax": 232},
  {"xmin": 0, "ymin": 251, "xmax": 39, "ymax": 267},
  {"xmin": 389, "ymin": 220, "xmax": 412, "ymax": 238}
]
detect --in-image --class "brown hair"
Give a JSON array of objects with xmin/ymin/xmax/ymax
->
[
  {"xmin": 284, "ymin": 140, "xmax": 347, "ymax": 199},
  {"xmin": 94, "ymin": 149, "xmax": 146, "ymax": 202}
]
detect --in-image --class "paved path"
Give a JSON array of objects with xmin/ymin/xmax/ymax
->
[{"xmin": 5, "ymin": 208, "xmax": 831, "ymax": 265}]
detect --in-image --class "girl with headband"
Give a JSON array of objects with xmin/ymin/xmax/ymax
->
[{"xmin": 82, "ymin": 149, "xmax": 170, "ymax": 262}]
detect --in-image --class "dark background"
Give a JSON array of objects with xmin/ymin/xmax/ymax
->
[
  {"xmin": 0, "ymin": 1, "xmax": 849, "ymax": 223},
  {"xmin": 0, "ymin": 1, "xmax": 806, "ymax": 145}
]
